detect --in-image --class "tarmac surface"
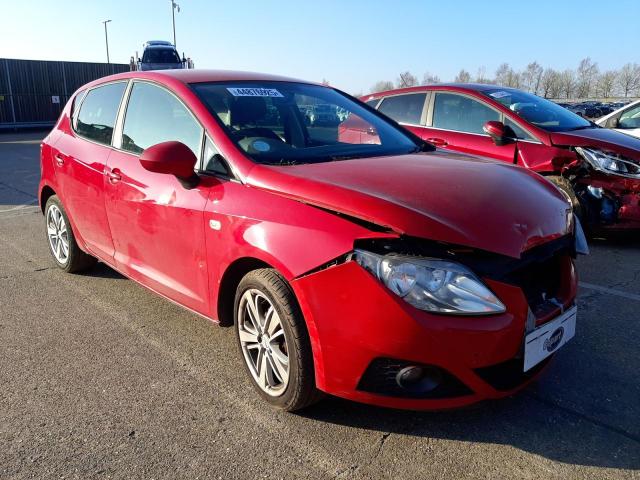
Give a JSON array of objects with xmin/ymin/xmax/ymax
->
[{"xmin": 1, "ymin": 131, "xmax": 639, "ymax": 479}]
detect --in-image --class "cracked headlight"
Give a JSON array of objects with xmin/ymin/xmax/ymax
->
[
  {"xmin": 353, "ymin": 250, "xmax": 506, "ymax": 315},
  {"xmin": 576, "ymin": 147, "xmax": 640, "ymax": 178}
]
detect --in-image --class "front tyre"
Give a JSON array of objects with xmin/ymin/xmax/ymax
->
[
  {"xmin": 547, "ymin": 175, "xmax": 582, "ymax": 218},
  {"xmin": 234, "ymin": 269, "xmax": 321, "ymax": 411},
  {"xmin": 44, "ymin": 195, "xmax": 96, "ymax": 273}
]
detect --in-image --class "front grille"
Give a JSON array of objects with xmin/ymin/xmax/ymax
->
[
  {"xmin": 357, "ymin": 358, "xmax": 473, "ymax": 399},
  {"xmin": 501, "ymin": 253, "xmax": 565, "ymax": 318}
]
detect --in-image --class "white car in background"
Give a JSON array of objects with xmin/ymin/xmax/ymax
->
[{"xmin": 597, "ymin": 100, "xmax": 640, "ymax": 139}]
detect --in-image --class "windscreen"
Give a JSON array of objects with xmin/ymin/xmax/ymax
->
[
  {"xmin": 482, "ymin": 88, "xmax": 592, "ymax": 132},
  {"xmin": 191, "ymin": 81, "xmax": 420, "ymax": 165},
  {"xmin": 142, "ymin": 48, "xmax": 181, "ymax": 64}
]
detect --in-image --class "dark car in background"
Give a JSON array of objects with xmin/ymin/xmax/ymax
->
[
  {"xmin": 138, "ymin": 40, "xmax": 185, "ymax": 71},
  {"xmin": 308, "ymin": 104, "xmax": 340, "ymax": 126},
  {"xmin": 362, "ymin": 84, "xmax": 640, "ymax": 232}
]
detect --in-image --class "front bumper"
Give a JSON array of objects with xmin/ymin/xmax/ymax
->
[
  {"xmin": 576, "ymin": 174, "xmax": 640, "ymax": 229},
  {"xmin": 291, "ymin": 256, "xmax": 577, "ymax": 410}
]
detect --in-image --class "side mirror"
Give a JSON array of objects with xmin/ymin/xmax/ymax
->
[
  {"xmin": 140, "ymin": 141, "xmax": 198, "ymax": 187},
  {"xmin": 483, "ymin": 121, "xmax": 512, "ymax": 146}
]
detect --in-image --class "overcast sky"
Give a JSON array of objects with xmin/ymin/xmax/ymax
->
[{"xmin": 2, "ymin": 0, "xmax": 639, "ymax": 93}]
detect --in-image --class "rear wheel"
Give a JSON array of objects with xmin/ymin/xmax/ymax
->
[
  {"xmin": 44, "ymin": 195, "xmax": 96, "ymax": 273},
  {"xmin": 234, "ymin": 269, "xmax": 321, "ymax": 411}
]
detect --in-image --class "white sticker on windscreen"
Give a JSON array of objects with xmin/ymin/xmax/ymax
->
[
  {"xmin": 489, "ymin": 91, "xmax": 510, "ymax": 99},
  {"xmin": 227, "ymin": 87, "xmax": 284, "ymax": 98}
]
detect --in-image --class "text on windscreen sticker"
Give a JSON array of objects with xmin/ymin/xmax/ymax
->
[{"xmin": 227, "ymin": 87, "xmax": 284, "ymax": 98}]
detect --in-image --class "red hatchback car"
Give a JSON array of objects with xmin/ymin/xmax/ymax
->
[
  {"xmin": 363, "ymin": 84, "xmax": 640, "ymax": 232},
  {"xmin": 40, "ymin": 70, "xmax": 584, "ymax": 411}
]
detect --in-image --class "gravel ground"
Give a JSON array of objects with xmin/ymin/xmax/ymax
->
[{"xmin": 0, "ymin": 132, "xmax": 638, "ymax": 479}]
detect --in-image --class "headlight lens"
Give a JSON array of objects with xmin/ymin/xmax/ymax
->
[
  {"xmin": 353, "ymin": 250, "xmax": 506, "ymax": 315},
  {"xmin": 576, "ymin": 147, "xmax": 640, "ymax": 178}
]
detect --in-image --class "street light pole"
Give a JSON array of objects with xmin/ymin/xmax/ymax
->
[
  {"xmin": 102, "ymin": 20, "xmax": 112, "ymax": 63},
  {"xmin": 171, "ymin": 1, "xmax": 180, "ymax": 47}
]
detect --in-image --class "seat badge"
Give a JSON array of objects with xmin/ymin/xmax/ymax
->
[{"xmin": 209, "ymin": 219, "xmax": 221, "ymax": 231}]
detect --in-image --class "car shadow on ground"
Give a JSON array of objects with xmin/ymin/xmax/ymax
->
[
  {"xmin": 299, "ymin": 383, "xmax": 640, "ymax": 470},
  {"xmin": 78, "ymin": 262, "xmax": 127, "ymax": 280}
]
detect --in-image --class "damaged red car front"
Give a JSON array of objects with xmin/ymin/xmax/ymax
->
[{"xmin": 362, "ymin": 84, "xmax": 640, "ymax": 232}]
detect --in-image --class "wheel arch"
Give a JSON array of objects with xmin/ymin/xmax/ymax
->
[
  {"xmin": 215, "ymin": 255, "xmax": 325, "ymax": 390},
  {"xmin": 216, "ymin": 256, "xmax": 273, "ymax": 327},
  {"xmin": 39, "ymin": 185, "xmax": 56, "ymax": 214}
]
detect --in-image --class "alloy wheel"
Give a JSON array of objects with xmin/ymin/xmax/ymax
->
[
  {"xmin": 46, "ymin": 204, "xmax": 69, "ymax": 265},
  {"xmin": 237, "ymin": 288, "xmax": 290, "ymax": 396}
]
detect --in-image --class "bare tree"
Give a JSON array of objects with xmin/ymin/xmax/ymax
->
[
  {"xmin": 321, "ymin": 78, "xmax": 330, "ymax": 86},
  {"xmin": 494, "ymin": 63, "xmax": 510, "ymax": 86},
  {"xmin": 549, "ymin": 72, "xmax": 563, "ymax": 99},
  {"xmin": 522, "ymin": 61, "xmax": 544, "ymax": 94},
  {"xmin": 422, "ymin": 72, "xmax": 441, "ymax": 84},
  {"xmin": 367, "ymin": 60, "xmax": 639, "ymax": 99},
  {"xmin": 559, "ymin": 69, "xmax": 577, "ymax": 99},
  {"xmin": 475, "ymin": 66, "xmax": 492, "ymax": 84},
  {"xmin": 454, "ymin": 69, "xmax": 471, "ymax": 83},
  {"xmin": 495, "ymin": 63, "xmax": 520, "ymax": 87},
  {"xmin": 618, "ymin": 63, "xmax": 640, "ymax": 97},
  {"xmin": 596, "ymin": 71, "xmax": 618, "ymax": 98},
  {"xmin": 540, "ymin": 68, "xmax": 559, "ymax": 98},
  {"xmin": 576, "ymin": 57, "xmax": 599, "ymax": 98},
  {"xmin": 371, "ymin": 80, "xmax": 394, "ymax": 93},
  {"xmin": 396, "ymin": 71, "xmax": 418, "ymax": 88}
]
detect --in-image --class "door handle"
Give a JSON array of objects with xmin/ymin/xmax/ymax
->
[
  {"xmin": 426, "ymin": 137, "xmax": 448, "ymax": 147},
  {"xmin": 54, "ymin": 154, "xmax": 65, "ymax": 166},
  {"xmin": 106, "ymin": 169, "xmax": 122, "ymax": 184}
]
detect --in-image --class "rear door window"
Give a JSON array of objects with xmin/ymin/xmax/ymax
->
[
  {"xmin": 75, "ymin": 82, "xmax": 127, "ymax": 145},
  {"xmin": 432, "ymin": 92, "xmax": 500, "ymax": 134},
  {"xmin": 121, "ymin": 82, "xmax": 203, "ymax": 156},
  {"xmin": 377, "ymin": 93, "xmax": 426, "ymax": 125}
]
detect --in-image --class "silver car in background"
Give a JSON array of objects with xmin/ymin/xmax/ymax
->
[{"xmin": 597, "ymin": 100, "xmax": 640, "ymax": 139}]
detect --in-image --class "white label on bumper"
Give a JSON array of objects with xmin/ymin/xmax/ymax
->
[{"xmin": 524, "ymin": 305, "xmax": 577, "ymax": 372}]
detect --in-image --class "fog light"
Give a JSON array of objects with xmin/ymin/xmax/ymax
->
[{"xmin": 395, "ymin": 366, "xmax": 443, "ymax": 393}]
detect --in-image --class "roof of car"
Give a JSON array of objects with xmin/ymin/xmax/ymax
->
[
  {"xmin": 88, "ymin": 69, "xmax": 316, "ymax": 88},
  {"xmin": 145, "ymin": 44, "xmax": 178, "ymax": 50},
  {"xmin": 362, "ymin": 83, "xmax": 512, "ymax": 100}
]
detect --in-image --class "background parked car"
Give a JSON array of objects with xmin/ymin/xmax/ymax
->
[
  {"xmin": 362, "ymin": 84, "xmax": 640, "ymax": 232},
  {"xmin": 137, "ymin": 40, "xmax": 187, "ymax": 71},
  {"xmin": 308, "ymin": 104, "xmax": 340, "ymax": 126},
  {"xmin": 597, "ymin": 99, "xmax": 640, "ymax": 139}
]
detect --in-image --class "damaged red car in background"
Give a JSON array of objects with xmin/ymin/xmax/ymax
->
[
  {"xmin": 362, "ymin": 84, "xmax": 640, "ymax": 232},
  {"xmin": 40, "ymin": 71, "xmax": 587, "ymax": 412}
]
